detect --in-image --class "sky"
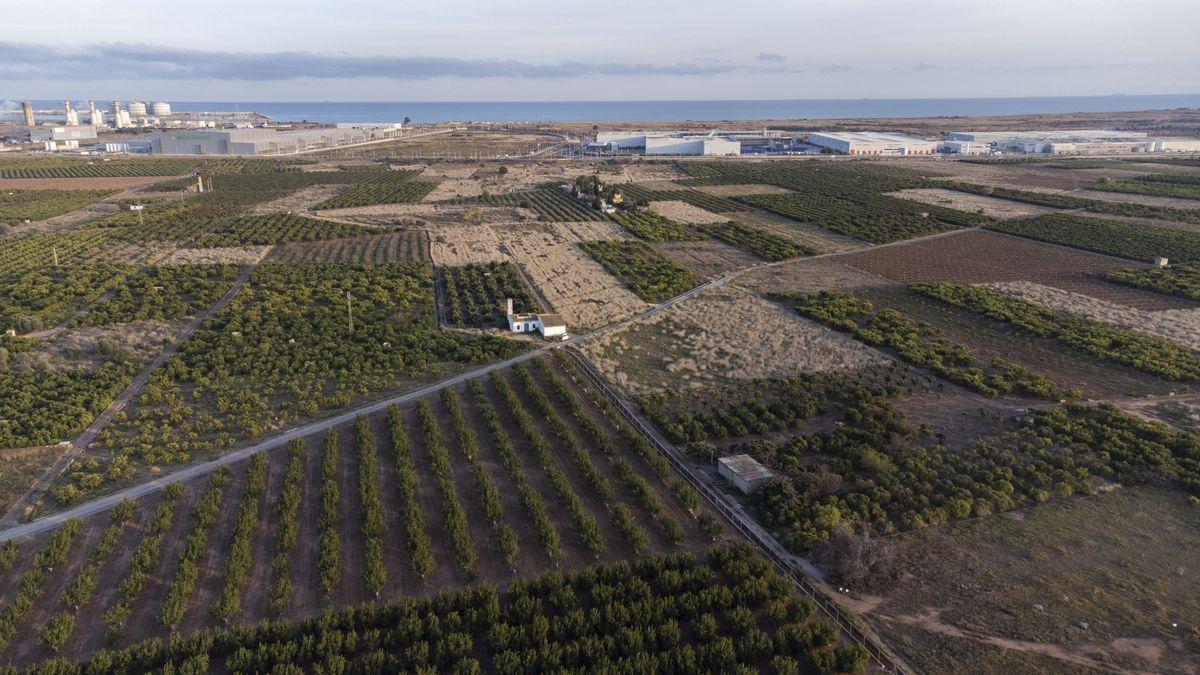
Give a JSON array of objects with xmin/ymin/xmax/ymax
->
[{"xmin": 1, "ymin": 0, "xmax": 1198, "ymax": 101}]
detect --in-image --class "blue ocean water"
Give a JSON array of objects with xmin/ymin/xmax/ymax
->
[{"xmin": 23, "ymin": 94, "xmax": 1200, "ymax": 124}]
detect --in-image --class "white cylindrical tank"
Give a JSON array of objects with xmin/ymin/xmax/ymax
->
[
  {"xmin": 151, "ymin": 101, "xmax": 171, "ymax": 116},
  {"xmin": 128, "ymin": 101, "xmax": 147, "ymax": 116}
]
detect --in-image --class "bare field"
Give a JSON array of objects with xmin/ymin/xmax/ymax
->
[
  {"xmin": 609, "ymin": 162, "xmax": 687, "ymax": 183},
  {"xmin": 158, "ymin": 246, "xmax": 273, "ymax": 265},
  {"xmin": 1076, "ymin": 189, "xmax": 1200, "ymax": 211},
  {"xmin": 651, "ymin": 240, "xmax": 761, "ymax": 279},
  {"xmin": 580, "ymin": 284, "xmax": 887, "ymax": 394},
  {"xmin": 422, "ymin": 178, "xmax": 484, "ymax": 201},
  {"xmin": 498, "ymin": 223, "xmax": 647, "ymax": 330},
  {"xmin": 893, "ymin": 159, "xmax": 1096, "ymax": 191},
  {"xmin": 733, "ymin": 209, "xmax": 866, "ymax": 253},
  {"xmin": 737, "ymin": 256, "xmax": 892, "ymax": 295},
  {"xmin": 865, "ymin": 487, "xmax": 1200, "ymax": 675},
  {"xmin": 250, "ymin": 184, "xmax": 343, "ymax": 214},
  {"xmin": 429, "ymin": 224, "xmax": 508, "ymax": 265},
  {"xmin": 841, "ymin": 229, "xmax": 1196, "ymax": 311},
  {"xmin": 0, "ymin": 446, "xmax": 64, "ymax": 520},
  {"xmin": 693, "ymin": 183, "xmax": 795, "ymax": 196},
  {"xmin": 986, "ymin": 281, "xmax": 1200, "ymax": 350},
  {"xmin": 891, "ymin": 188, "xmax": 1058, "ymax": 219},
  {"xmin": 647, "ymin": 199, "xmax": 729, "ymax": 224}
]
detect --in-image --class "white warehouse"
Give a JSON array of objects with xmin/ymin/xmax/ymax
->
[
  {"xmin": 645, "ymin": 136, "xmax": 740, "ymax": 156},
  {"xmin": 806, "ymin": 132, "xmax": 937, "ymax": 156},
  {"xmin": 594, "ymin": 131, "xmax": 741, "ymax": 155}
]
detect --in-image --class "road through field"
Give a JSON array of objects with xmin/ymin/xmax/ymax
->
[
  {"xmin": 0, "ymin": 225, "xmax": 983, "ymax": 539},
  {"xmin": 0, "ymin": 266, "xmax": 255, "ymax": 527}
]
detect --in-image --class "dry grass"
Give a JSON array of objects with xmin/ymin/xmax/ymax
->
[
  {"xmin": 865, "ymin": 486, "xmax": 1200, "ymax": 675},
  {"xmin": 694, "ymin": 183, "xmax": 795, "ymax": 196},
  {"xmin": 733, "ymin": 209, "xmax": 865, "ymax": 254},
  {"xmin": 250, "ymin": 184, "xmax": 344, "ymax": 214},
  {"xmin": 891, "ymin": 188, "xmax": 1058, "ymax": 219},
  {"xmin": 986, "ymin": 281, "xmax": 1200, "ymax": 350},
  {"xmin": 498, "ymin": 222, "xmax": 646, "ymax": 330},
  {"xmin": 14, "ymin": 320, "xmax": 183, "ymax": 372},
  {"xmin": 652, "ymin": 240, "xmax": 761, "ymax": 280},
  {"xmin": 0, "ymin": 445, "xmax": 64, "ymax": 519},
  {"xmin": 580, "ymin": 284, "xmax": 886, "ymax": 394},
  {"xmin": 648, "ymin": 200, "xmax": 729, "ymax": 224},
  {"xmin": 430, "ymin": 225, "xmax": 509, "ymax": 265},
  {"xmin": 157, "ymin": 246, "xmax": 272, "ymax": 265},
  {"xmin": 423, "ymin": 178, "xmax": 484, "ymax": 201}
]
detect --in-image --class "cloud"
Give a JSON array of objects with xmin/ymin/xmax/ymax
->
[
  {"xmin": 0, "ymin": 41, "xmax": 808, "ymax": 81},
  {"xmin": 756, "ymin": 52, "xmax": 786, "ymax": 63}
]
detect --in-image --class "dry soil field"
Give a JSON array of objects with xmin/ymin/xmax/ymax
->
[{"xmin": 890, "ymin": 188, "xmax": 1058, "ymax": 219}]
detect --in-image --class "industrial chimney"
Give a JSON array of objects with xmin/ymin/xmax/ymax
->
[
  {"xmin": 63, "ymin": 100, "xmax": 79, "ymax": 126},
  {"xmin": 88, "ymin": 100, "xmax": 98, "ymax": 126},
  {"xmin": 21, "ymin": 100, "xmax": 34, "ymax": 127},
  {"xmin": 110, "ymin": 100, "xmax": 125, "ymax": 129}
]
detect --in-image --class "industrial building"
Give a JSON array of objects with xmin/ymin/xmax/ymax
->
[
  {"xmin": 806, "ymin": 132, "xmax": 937, "ymax": 156},
  {"xmin": 150, "ymin": 123, "xmax": 404, "ymax": 155},
  {"xmin": 645, "ymin": 136, "xmax": 740, "ymax": 156},
  {"xmin": 593, "ymin": 131, "xmax": 742, "ymax": 155},
  {"xmin": 948, "ymin": 129, "xmax": 1200, "ymax": 155},
  {"xmin": 29, "ymin": 125, "xmax": 98, "ymax": 142},
  {"xmin": 717, "ymin": 454, "xmax": 774, "ymax": 495}
]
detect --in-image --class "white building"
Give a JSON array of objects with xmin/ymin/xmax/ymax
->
[
  {"xmin": 947, "ymin": 129, "xmax": 1200, "ymax": 155},
  {"xmin": 29, "ymin": 125, "xmax": 98, "ymax": 142},
  {"xmin": 505, "ymin": 298, "xmax": 567, "ymax": 340},
  {"xmin": 151, "ymin": 124, "xmax": 404, "ymax": 155},
  {"xmin": 938, "ymin": 140, "xmax": 988, "ymax": 155},
  {"xmin": 151, "ymin": 101, "xmax": 172, "ymax": 116},
  {"xmin": 717, "ymin": 454, "xmax": 774, "ymax": 495},
  {"xmin": 645, "ymin": 136, "xmax": 740, "ymax": 156},
  {"xmin": 594, "ymin": 130, "xmax": 741, "ymax": 155},
  {"xmin": 806, "ymin": 131, "xmax": 937, "ymax": 156}
]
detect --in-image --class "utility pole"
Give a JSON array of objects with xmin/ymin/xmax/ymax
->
[
  {"xmin": 345, "ymin": 291, "xmax": 354, "ymax": 332},
  {"xmin": 52, "ymin": 246, "xmax": 59, "ymax": 267}
]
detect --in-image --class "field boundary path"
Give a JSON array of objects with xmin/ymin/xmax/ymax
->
[
  {"xmin": 559, "ymin": 348, "xmax": 917, "ymax": 675},
  {"xmin": 0, "ymin": 265, "xmax": 255, "ymax": 527}
]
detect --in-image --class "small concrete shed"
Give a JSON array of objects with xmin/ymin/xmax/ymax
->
[{"xmin": 717, "ymin": 454, "xmax": 774, "ymax": 494}]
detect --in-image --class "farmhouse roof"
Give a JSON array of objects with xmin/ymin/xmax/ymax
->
[{"xmin": 537, "ymin": 313, "xmax": 566, "ymax": 328}]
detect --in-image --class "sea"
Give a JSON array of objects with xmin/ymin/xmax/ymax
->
[{"xmin": 17, "ymin": 94, "xmax": 1200, "ymax": 124}]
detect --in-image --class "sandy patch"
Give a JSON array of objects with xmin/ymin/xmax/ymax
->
[
  {"xmin": 580, "ymin": 284, "xmax": 887, "ymax": 394},
  {"xmin": 891, "ymin": 188, "xmax": 1058, "ymax": 219},
  {"xmin": 157, "ymin": 246, "xmax": 273, "ymax": 265},
  {"xmin": 986, "ymin": 281, "xmax": 1200, "ymax": 350},
  {"xmin": 648, "ymin": 200, "xmax": 729, "ymax": 224}
]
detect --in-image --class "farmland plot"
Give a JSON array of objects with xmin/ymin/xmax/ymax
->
[
  {"xmin": 647, "ymin": 199, "xmax": 731, "ymax": 224},
  {"xmin": 652, "ymin": 239, "xmax": 761, "ymax": 279},
  {"xmin": 984, "ymin": 281, "xmax": 1200, "ymax": 351},
  {"xmin": 889, "ymin": 188, "xmax": 1057, "ymax": 219},
  {"xmin": 196, "ymin": 213, "xmax": 376, "ymax": 247},
  {"xmin": 267, "ymin": 231, "xmax": 429, "ymax": 263},
  {"xmin": 429, "ymin": 224, "xmax": 508, "ymax": 265},
  {"xmin": 498, "ymin": 224, "xmax": 648, "ymax": 330},
  {"xmin": 0, "ymin": 355, "xmax": 738, "ymax": 668},
  {"xmin": 0, "ymin": 190, "xmax": 116, "ymax": 226},
  {"xmin": 157, "ymin": 246, "xmax": 273, "ymax": 265},
  {"xmin": 580, "ymin": 284, "xmax": 886, "ymax": 394}
]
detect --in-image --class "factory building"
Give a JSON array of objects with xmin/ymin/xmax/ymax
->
[
  {"xmin": 21, "ymin": 100, "xmax": 34, "ymax": 127},
  {"xmin": 949, "ymin": 129, "xmax": 1200, "ymax": 155},
  {"xmin": 29, "ymin": 125, "xmax": 98, "ymax": 142},
  {"xmin": 127, "ymin": 101, "xmax": 147, "ymax": 117},
  {"xmin": 150, "ymin": 101, "xmax": 172, "ymax": 117},
  {"xmin": 806, "ymin": 132, "xmax": 937, "ymax": 156},
  {"xmin": 151, "ymin": 123, "xmax": 404, "ymax": 155},
  {"xmin": 937, "ymin": 140, "xmax": 988, "ymax": 155},
  {"xmin": 644, "ymin": 136, "xmax": 740, "ymax": 156},
  {"xmin": 594, "ymin": 131, "xmax": 741, "ymax": 155}
]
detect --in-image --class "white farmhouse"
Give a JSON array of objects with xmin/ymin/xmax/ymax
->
[{"xmin": 505, "ymin": 298, "xmax": 568, "ymax": 340}]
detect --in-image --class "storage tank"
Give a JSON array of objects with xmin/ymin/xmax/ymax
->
[
  {"xmin": 128, "ymin": 101, "xmax": 147, "ymax": 117},
  {"xmin": 151, "ymin": 101, "xmax": 171, "ymax": 116}
]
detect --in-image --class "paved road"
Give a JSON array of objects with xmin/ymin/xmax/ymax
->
[
  {"xmin": 0, "ymin": 225, "xmax": 982, "ymax": 538},
  {"xmin": 0, "ymin": 266, "xmax": 254, "ymax": 528}
]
